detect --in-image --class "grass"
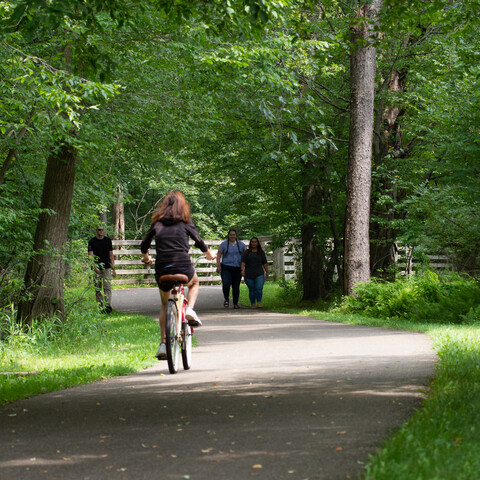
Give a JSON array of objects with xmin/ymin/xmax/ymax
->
[
  {"xmin": 241, "ymin": 281, "xmax": 480, "ymax": 480},
  {"xmin": 363, "ymin": 325, "xmax": 480, "ymax": 479},
  {"xmin": 0, "ymin": 290, "xmax": 160, "ymax": 405},
  {"xmin": 2, "ymin": 280, "xmax": 480, "ymax": 479}
]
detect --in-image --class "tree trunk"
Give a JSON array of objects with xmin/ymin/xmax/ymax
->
[
  {"xmin": 17, "ymin": 143, "xmax": 76, "ymax": 323},
  {"xmin": 0, "ymin": 125, "xmax": 30, "ymax": 187},
  {"xmin": 370, "ymin": 67, "xmax": 407, "ymax": 278},
  {"xmin": 343, "ymin": 0, "xmax": 382, "ymax": 296},
  {"xmin": 113, "ymin": 187, "xmax": 125, "ymax": 240},
  {"xmin": 301, "ymin": 183, "xmax": 327, "ymax": 301}
]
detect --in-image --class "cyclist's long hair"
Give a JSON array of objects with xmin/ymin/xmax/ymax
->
[
  {"xmin": 246, "ymin": 237, "xmax": 264, "ymax": 256},
  {"xmin": 152, "ymin": 190, "xmax": 191, "ymax": 223}
]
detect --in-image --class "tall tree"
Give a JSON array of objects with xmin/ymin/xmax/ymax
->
[
  {"xmin": 18, "ymin": 143, "xmax": 76, "ymax": 321},
  {"xmin": 4, "ymin": 1, "xmax": 124, "ymax": 321},
  {"xmin": 344, "ymin": 0, "xmax": 382, "ymax": 296}
]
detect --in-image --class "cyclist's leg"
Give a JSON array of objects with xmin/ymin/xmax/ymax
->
[
  {"xmin": 159, "ymin": 289, "xmax": 171, "ymax": 342},
  {"xmin": 186, "ymin": 273, "xmax": 200, "ymax": 309},
  {"xmin": 231, "ymin": 267, "xmax": 242, "ymax": 306},
  {"xmin": 185, "ymin": 273, "xmax": 203, "ymax": 326},
  {"xmin": 244, "ymin": 277, "xmax": 256, "ymax": 306}
]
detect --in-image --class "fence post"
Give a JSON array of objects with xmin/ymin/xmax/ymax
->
[{"xmin": 273, "ymin": 246, "xmax": 285, "ymax": 281}]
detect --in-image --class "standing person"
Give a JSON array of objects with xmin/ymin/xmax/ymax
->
[
  {"xmin": 216, "ymin": 229, "xmax": 246, "ymax": 309},
  {"xmin": 241, "ymin": 237, "xmax": 269, "ymax": 308},
  {"xmin": 140, "ymin": 190, "xmax": 215, "ymax": 360},
  {"xmin": 88, "ymin": 227, "xmax": 117, "ymax": 313}
]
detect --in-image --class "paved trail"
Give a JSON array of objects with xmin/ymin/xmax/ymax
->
[{"xmin": 0, "ymin": 286, "xmax": 437, "ymax": 480}]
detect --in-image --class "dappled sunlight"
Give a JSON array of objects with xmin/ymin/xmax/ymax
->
[
  {"xmin": 0, "ymin": 454, "xmax": 108, "ymax": 468},
  {"xmin": 1, "ymin": 286, "xmax": 438, "ymax": 480}
]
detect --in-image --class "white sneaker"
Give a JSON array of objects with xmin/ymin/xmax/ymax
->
[
  {"xmin": 186, "ymin": 307, "xmax": 202, "ymax": 327},
  {"xmin": 156, "ymin": 342, "xmax": 167, "ymax": 360}
]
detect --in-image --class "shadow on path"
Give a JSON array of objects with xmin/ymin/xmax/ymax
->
[{"xmin": 0, "ymin": 286, "xmax": 437, "ymax": 480}]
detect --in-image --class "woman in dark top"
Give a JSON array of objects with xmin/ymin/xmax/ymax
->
[
  {"xmin": 141, "ymin": 191, "xmax": 215, "ymax": 359},
  {"xmin": 241, "ymin": 237, "xmax": 269, "ymax": 308}
]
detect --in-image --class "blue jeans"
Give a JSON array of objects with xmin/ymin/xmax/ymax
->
[{"xmin": 244, "ymin": 274, "xmax": 265, "ymax": 305}]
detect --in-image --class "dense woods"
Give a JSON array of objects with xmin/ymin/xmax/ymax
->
[{"xmin": 1, "ymin": 1, "xmax": 479, "ymax": 321}]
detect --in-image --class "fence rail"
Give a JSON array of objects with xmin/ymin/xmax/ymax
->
[
  {"xmin": 112, "ymin": 236, "xmax": 297, "ymax": 286},
  {"xmin": 112, "ymin": 237, "xmax": 451, "ymax": 286}
]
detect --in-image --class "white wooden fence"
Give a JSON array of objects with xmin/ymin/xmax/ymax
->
[
  {"xmin": 112, "ymin": 236, "xmax": 450, "ymax": 286},
  {"xmin": 112, "ymin": 236, "xmax": 297, "ymax": 286}
]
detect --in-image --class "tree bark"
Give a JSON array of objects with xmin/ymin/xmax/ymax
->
[
  {"xmin": 113, "ymin": 187, "xmax": 125, "ymax": 240},
  {"xmin": 343, "ymin": 0, "xmax": 382, "ymax": 296},
  {"xmin": 301, "ymin": 182, "xmax": 327, "ymax": 301},
  {"xmin": 17, "ymin": 143, "xmax": 76, "ymax": 323},
  {"xmin": 0, "ymin": 125, "xmax": 30, "ymax": 187}
]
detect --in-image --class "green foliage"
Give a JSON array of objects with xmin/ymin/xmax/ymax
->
[
  {"xmin": 363, "ymin": 326, "xmax": 480, "ymax": 480},
  {"xmin": 0, "ymin": 290, "xmax": 158, "ymax": 405},
  {"xmin": 338, "ymin": 273, "xmax": 480, "ymax": 324},
  {"xmin": 2, "ymin": 0, "xmax": 480, "ymax": 319}
]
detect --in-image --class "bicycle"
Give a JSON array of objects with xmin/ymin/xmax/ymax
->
[{"xmin": 157, "ymin": 256, "xmax": 206, "ymax": 374}]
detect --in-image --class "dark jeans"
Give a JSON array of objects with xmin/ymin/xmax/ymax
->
[{"xmin": 221, "ymin": 265, "xmax": 242, "ymax": 305}]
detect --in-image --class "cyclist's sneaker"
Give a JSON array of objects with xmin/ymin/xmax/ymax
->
[
  {"xmin": 186, "ymin": 307, "xmax": 202, "ymax": 327},
  {"xmin": 156, "ymin": 342, "xmax": 167, "ymax": 360}
]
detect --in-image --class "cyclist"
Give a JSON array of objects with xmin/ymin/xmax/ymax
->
[{"xmin": 141, "ymin": 190, "xmax": 215, "ymax": 359}]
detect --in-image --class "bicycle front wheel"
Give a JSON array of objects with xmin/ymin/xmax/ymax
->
[
  {"xmin": 165, "ymin": 300, "xmax": 180, "ymax": 374},
  {"xmin": 181, "ymin": 322, "xmax": 192, "ymax": 370}
]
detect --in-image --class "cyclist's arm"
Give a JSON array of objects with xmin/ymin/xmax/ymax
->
[
  {"xmin": 204, "ymin": 248, "xmax": 216, "ymax": 261},
  {"xmin": 140, "ymin": 224, "xmax": 155, "ymax": 265}
]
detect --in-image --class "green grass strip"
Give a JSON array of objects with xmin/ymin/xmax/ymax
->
[{"xmin": 1, "ymin": 313, "xmax": 159, "ymax": 405}]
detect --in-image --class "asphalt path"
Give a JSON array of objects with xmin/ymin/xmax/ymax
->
[{"xmin": 0, "ymin": 285, "xmax": 437, "ymax": 480}]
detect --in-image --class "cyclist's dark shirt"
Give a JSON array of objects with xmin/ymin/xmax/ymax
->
[
  {"xmin": 141, "ymin": 216, "xmax": 208, "ymax": 272},
  {"xmin": 88, "ymin": 236, "xmax": 113, "ymax": 270}
]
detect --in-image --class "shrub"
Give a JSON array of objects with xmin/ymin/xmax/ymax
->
[{"xmin": 337, "ymin": 272, "xmax": 480, "ymax": 324}]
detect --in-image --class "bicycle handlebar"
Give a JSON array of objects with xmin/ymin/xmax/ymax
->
[{"xmin": 192, "ymin": 255, "xmax": 215, "ymax": 267}]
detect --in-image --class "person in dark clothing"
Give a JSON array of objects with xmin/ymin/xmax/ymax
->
[
  {"xmin": 88, "ymin": 227, "xmax": 116, "ymax": 313},
  {"xmin": 216, "ymin": 229, "xmax": 246, "ymax": 309},
  {"xmin": 140, "ymin": 191, "xmax": 215, "ymax": 359},
  {"xmin": 241, "ymin": 237, "xmax": 269, "ymax": 308}
]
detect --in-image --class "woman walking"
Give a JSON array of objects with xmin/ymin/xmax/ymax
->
[
  {"xmin": 216, "ymin": 229, "xmax": 246, "ymax": 309},
  {"xmin": 241, "ymin": 237, "xmax": 269, "ymax": 308}
]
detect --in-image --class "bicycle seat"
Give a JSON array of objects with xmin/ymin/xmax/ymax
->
[{"xmin": 158, "ymin": 273, "xmax": 189, "ymax": 290}]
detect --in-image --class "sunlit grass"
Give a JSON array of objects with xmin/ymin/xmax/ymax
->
[
  {"xmin": 242, "ymin": 280, "xmax": 480, "ymax": 480},
  {"xmin": 363, "ymin": 326, "xmax": 480, "ymax": 480},
  {"xmin": 0, "ymin": 312, "xmax": 159, "ymax": 405}
]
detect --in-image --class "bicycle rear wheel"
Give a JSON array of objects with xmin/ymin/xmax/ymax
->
[
  {"xmin": 165, "ymin": 300, "xmax": 180, "ymax": 374},
  {"xmin": 181, "ymin": 322, "xmax": 192, "ymax": 370}
]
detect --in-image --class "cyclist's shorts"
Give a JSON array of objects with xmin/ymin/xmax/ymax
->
[{"xmin": 155, "ymin": 263, "xmax": 195, "ymax": 292}]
